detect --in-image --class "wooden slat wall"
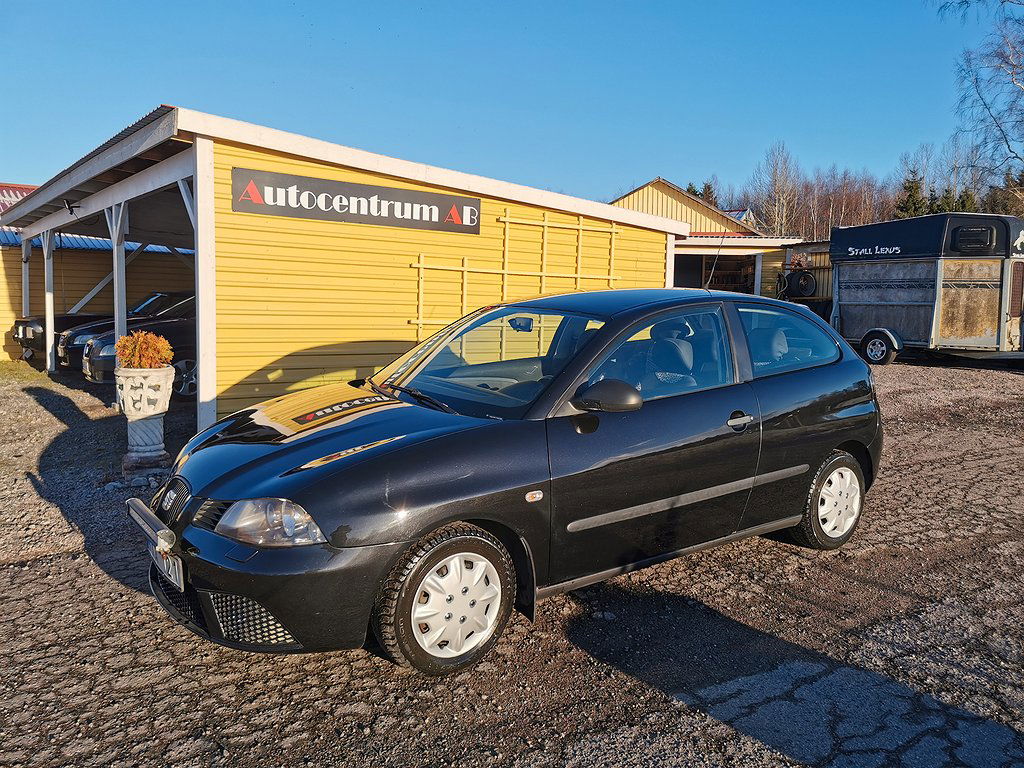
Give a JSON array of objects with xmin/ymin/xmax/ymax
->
[
  {"xmin": 0, "ymin": 244, "xmax": 194, "ymax": 360},
  {"xmin": 213, "ymin": 141, "xmax": 670, "ymax": 414}
]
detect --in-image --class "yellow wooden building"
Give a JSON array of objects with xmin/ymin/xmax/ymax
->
[
  {"xmin": 1, "ymin": 107, "xmax": 691, "ymax": 427},
  {"xmin": 612, "ymin": 177, "xmax": 800, "ymax": 296}
]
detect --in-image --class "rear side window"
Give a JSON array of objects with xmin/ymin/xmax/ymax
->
[{"xmin": 737, "ymin": 304, "xmax": 840, "ymax": 377}]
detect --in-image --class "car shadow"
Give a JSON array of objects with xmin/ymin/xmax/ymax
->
[
  {"xmin": 21, "ymin": 385, "xmax": 197, "ymax": 596},
  {"xmin": 17, "ymin": 339, "xmax": 411, "ymax": 599},
  {"xmin": 564, "ymin": 583, "xmax": 1024, "ymax": 767}
]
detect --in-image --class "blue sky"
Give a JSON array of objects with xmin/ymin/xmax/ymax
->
[{"xmin": 2, "ymin": 0, "xmax": 991, "ymax": 202}]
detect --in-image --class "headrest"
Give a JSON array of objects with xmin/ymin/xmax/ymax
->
[
  {"xmin": 650, "ymin": 319, "xmax": 691, "ymax": 341},
  {"xmin": 748, "ymin": 327, "xmax": 788, "ymax": 363},
  {"xmin": 651, "ymin": 338, "xmax": 694, "ymax": 373}
]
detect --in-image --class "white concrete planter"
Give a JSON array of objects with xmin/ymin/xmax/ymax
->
[{"xmin": 114, "ymin": 365, "xmax": 175, "ymax": 473}]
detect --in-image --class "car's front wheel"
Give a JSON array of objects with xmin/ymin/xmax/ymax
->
[
  {"xmin": 372, "ymin": 522, "xmax": 516, "ymax": 675},
  {"xmin": 788, "ymin": 450, "xmax": 866, "ymax": 550}
]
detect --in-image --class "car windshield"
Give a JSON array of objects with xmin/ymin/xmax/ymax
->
[
  {"xmin": 154, "ymin": 297, "xmax": 195, "ymax": 320},
  {"xmin": 130, "ymin": 293, "xmax": 191, "ymax": 316},
  {"xmin": 369, "ymin": 307, "xmax": 605, "ymax": 419}
]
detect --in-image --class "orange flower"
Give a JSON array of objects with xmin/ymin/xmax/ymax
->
[{"xmin": 114, "ymin": 331, "xmax": 174, "ymax": 369}]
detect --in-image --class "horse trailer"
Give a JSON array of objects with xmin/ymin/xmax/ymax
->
[{"xmin": 829, "ymin": 213, "xmax": 1024, "ymax": 364}]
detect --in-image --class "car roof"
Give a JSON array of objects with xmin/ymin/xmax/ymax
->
[{"xmin": 508, "ymin": 288, "xmax": 786, "ymax": 318}]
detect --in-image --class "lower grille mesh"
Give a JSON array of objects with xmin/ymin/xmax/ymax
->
[
  {"xmin": 153, "ymin": 569, "xmax": 207, "ymax": 631},
  {"xmin": 209, "ymin": 592, "xmax": 297, "ymax": 647}
]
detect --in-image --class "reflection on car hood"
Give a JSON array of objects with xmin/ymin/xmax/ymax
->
[
  {"xmin": 175, "ymin": 380, "xmax": 485, "ymax": 499},
  {"xmin": 90, "ymin": 316, "xmax": 194, "ymax": 344},
  {"xmin": 60, "ymin": 317, "xmax": 117, "ymax": 338}
]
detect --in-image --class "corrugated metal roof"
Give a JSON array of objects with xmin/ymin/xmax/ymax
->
[
  {"xmin": 3, "ymin": 106, "xmax": 177, "ymax": 222},
  {"xmin": 0, "ymin": 183, "xmax": 37, "ymax": 213},
  {"xmin": 0, "ymin": 226, "xmax": 192, "ymax": 254}
]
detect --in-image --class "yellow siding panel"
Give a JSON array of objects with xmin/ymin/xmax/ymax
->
[
  {"xmin": 213, "ymin": 141, "xmax": 669, "ymax": 414},
  {"xmin": 614, "ymin": 180, "xmax": 756, "ymax": 235},
  {"xmin": 0, "ymin": 245, "xmax": 194, "ymax": 360}
]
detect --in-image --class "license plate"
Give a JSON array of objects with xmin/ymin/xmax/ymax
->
[{"xmin": 149, "ymin": 544, "xmax": 185, "ymax": 591}]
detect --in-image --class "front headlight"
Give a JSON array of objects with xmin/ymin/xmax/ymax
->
[
  {"xmin": 98, "ymin": 344, "xmax": 116, "ymax": 357},
  {"xmin": 214, "ymin": 498, "xmax": 327, "ymax": 547},
  {"xmin": 73, "ymin": 334, "xmax": 95, "ymax": 345}
]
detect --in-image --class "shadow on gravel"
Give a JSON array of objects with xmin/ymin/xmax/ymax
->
[
  {"xmin": 21, "ymin": 385, "xmax": 196, "ymax": 596},
  {"xmin": 566, "ymin": 584, "xmax": 1024, "ymax": 768}
]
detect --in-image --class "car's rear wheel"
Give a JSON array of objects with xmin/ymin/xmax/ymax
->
[
  {"xmin": 788, "ymin": 450, "xmax": 865, "ymax": 550},
  {"xmin": 372, "ymin": 522, "xmax": 515, "ymax": 675}
]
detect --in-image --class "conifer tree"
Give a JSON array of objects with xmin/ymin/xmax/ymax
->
[
  {"xmin": 938, "ymin": 187, "xmax": 957, "ymax": 212},
  {"xmin": 894, "ymin": 170, "xmax": 929, "ymax": 219},
  {"xmin": 927, "ymin": 187, "xmax": 941, "ymax": 214},
  {"xmin": 700, "ymin": 181, "xmax": 718, "ymax": 207},
  {"xmin": 957, "ymin": 187, "xmax": 979, "ymax": 213}
]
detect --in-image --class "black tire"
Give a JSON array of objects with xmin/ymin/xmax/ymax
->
[
  {"xmin": 372, "ymin": 522, "xmax": 516, "ymax": 675},
  {"xmin": 171, "ymin": 359, "xmax": 197, "ymax": 400},
  {"xmin": 787, "ymin": 450, "xmax": 866, "ymax": 550},
  {"xmin": 860, "ymin": 332, "xmax": 897, "ymax": 365},
  {"xmin": 791, "ymin": 270, "xmax": 817, "ymax": 298}
]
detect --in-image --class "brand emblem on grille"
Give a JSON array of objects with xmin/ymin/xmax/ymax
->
[{"xmin": 162, "ymin": 489, "xmax": 177, "ymax": 511}]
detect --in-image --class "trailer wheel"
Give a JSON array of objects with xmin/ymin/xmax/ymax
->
[{"xmin": 861, "ymin": 332, "xmax": 896, "ymax": 365}]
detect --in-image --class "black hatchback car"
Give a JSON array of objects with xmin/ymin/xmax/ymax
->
[{"xmin": 129, "ymin": 289, "xmax": 882, "ymax": 675}]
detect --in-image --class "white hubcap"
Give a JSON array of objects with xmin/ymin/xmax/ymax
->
[
  {"xmin": 818, "ymin": 467, "xmax": 862, "ymax": 538},
  {"xmin": 866, "ymin": 339, "xmax": 887, "ymax": 361},
  {"xmin": 411, "ymin": 552, "xmax": 502, "ymax": 658}
]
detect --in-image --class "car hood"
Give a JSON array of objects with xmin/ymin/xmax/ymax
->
[
  {"xmin": 60, "ymin": 316, "xmax": 117, "ymax": 338},
  {"xmin": 174, "ymin": 380, "xmax": 486, "ymax": 500}
]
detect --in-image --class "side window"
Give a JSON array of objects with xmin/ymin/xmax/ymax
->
[
  {"xmin": 737, "ymin": 304, "xmax": 840, "ymax": 376},
  {"xmin": 588, "ymin": 306, "xmax": 734, "ymax": 401}
]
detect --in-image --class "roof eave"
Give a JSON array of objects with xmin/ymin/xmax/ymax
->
[{"xmin": 0, "ymin": 106, "xmax": 181, "ymax": 229}]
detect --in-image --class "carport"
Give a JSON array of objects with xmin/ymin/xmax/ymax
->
[{"xmin": 0, "ymin": 106, "xmax": 691, "ymax": 429}]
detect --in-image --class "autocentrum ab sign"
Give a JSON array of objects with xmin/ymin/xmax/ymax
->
[{"xmin": 232, "ymin": 167, "xmax": 482, "ymax": 234}]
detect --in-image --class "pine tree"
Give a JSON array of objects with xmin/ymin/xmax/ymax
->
[
  {"xmin": 685, "ymin": 182, "xmax": 700, "ymax": 197},
  {"xmin": 894, "ymin": 170, "xmax": 929, "ymax": 219},
  {"xmin": 938, "ymin": 187, "xmax": 957, "ymax": 213},
  {"xmin": 700, "ymin": 181, "xmax": 718, "ymax": 208},
  {"xmin": 927, "ymin": 187, "xmax": 940, "ymax": 215},
  {"xmin": 982, "ymin": 171, "xmax": 1024, "ymax": 215},
  {"xmin": 957, "ymin": 188, "xmax": 979, "ymax": 213}
]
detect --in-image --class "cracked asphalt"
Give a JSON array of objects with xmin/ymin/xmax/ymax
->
[{"xmin": 1, "ymin": 357, "xmax": 1022, "ymax": 767}]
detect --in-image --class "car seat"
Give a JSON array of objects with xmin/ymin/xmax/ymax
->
[
  {"xmin": 747, "ymin": 327, "xmax": 788, "ymax": 369},
  {"xmin": 640, "ymin": 338, "xmax": 698, "ymax": 396}
]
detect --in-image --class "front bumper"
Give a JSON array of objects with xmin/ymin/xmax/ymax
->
[
  {"xmin": 127, "ymin": 497, "xmax": 409, "ymax": 652},
  {"xmin": 83, "ymin": 351, "xmax": 115, "ymax": 383},
  {"xmin": 57, "ymin": 344, "xmax": 85, "ymax": 369}
]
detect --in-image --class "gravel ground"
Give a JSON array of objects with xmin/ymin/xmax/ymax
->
[{"xmin": 1, "ymin": 358, "xmax": 1023, "ymax": 768}]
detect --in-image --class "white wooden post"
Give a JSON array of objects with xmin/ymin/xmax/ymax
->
[
  {"xmin": 753, "ymin": 252, "xmax": 764, "ymax": 296},
  {"xmin": 104, "ymin": 203, "xmax": 129, "ymax": 343},
  {"xmin": 193, "ymin": 138, "xmax": 217, "ymax": 429},
  {"xmin": 40, "ymin": 230, "xmax": 56, "ymax": 372},
  {"xmin": 20, "ymin": 237, "xmax": 31, "ymax": 317}
]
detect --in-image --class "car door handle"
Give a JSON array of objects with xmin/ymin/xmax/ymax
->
[{"xmin": 726, "ymin": 412, "xmax": 755, "ymax": 429}]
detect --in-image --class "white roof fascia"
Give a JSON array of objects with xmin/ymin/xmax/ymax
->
[{"xmin": 174, "ymin": 108, "xmax": 691, "ymax": 237}]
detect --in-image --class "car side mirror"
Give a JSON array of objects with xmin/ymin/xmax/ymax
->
[{"xmin": 571, "ymin": 379, "xmax": 643, "ymax": 413}]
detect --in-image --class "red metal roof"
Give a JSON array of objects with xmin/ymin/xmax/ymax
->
[{"xmin": 0, "ymin": 183, "xmax": 38, "ymax": 213}]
